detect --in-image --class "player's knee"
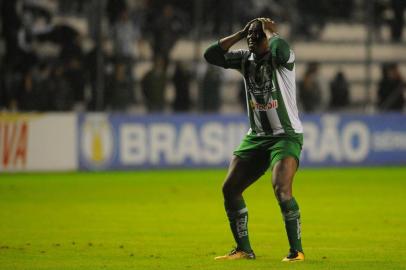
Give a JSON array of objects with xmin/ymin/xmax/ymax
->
[
  {"xmin": 222, "ymin": 181, "xmax": 240, "ymax": 200},
  {"xmin": 273, "ymin": 183, "xmax": 292, "ymax": 202},
  {"xmin": 222, "ymin": 182, "xmax": 234, "ymax": 198},
  {"xmin": 272, "ymin": 159, "xmax": 295, "ymax": 202}
]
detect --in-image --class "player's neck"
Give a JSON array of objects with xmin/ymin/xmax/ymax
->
[
  {"xmin": 253, "ymin": 40, "xmax": 269, "ymax": 58},
  {"xmin": 254, "ymin": 47, "xmax": 269, "ymax": 59}
]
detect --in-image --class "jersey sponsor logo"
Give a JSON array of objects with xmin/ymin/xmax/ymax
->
[{"xmin": 250, "ymin": 100, "xmax": 278, "ymax": 111}]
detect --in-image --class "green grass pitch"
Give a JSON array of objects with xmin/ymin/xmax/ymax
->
[{"xmin": 1, "ymin": 167, "xmax": 406, "ymax": 270}]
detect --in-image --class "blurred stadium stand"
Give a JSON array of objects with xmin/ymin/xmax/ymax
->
[{"xmin": 1, "ymin": 0, "xmax": 405, "ymax": 113}]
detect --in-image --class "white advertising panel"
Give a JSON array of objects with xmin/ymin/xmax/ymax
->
[{"xmin": 0, "ymin": 113, "xmax": 77, "ymax": 172}]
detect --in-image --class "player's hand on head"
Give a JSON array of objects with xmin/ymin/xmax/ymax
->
[
  {"xmin": 258, "ymin": 18, "xmax": 278, "ymax": 37},
  {"xmin": 241, "ymin": 18, "xmax": 259, "ymax": 37}
]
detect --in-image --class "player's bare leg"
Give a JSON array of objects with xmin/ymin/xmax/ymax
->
[
  {"xmin": 215, "ymin": 155, "xmax": 268, "ymax": 260},
  {"xmin": 272, "ymin": 157, "xmax": 305, "ymax": 262}
]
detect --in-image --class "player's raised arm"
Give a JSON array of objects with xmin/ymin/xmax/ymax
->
[
  {"xmin": 203, "ymin": 19, "xmax": 256, "ymax": 69},
  {"xmin": 258, "ymin": 18, "xmax": 291, "ymax": 66}
]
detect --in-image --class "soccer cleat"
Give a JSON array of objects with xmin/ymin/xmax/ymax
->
[
  {"xmin": 214, "ymin": 248, "xmax": 256, "ymax": 260},
  {"xmin": 282, "ymin": 249, "xmax": 305, "ymax": 262}
]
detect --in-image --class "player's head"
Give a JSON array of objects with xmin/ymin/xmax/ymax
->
[{"xmin": 247, "ymin": 20, "xmax": 266, "ymax": 54}]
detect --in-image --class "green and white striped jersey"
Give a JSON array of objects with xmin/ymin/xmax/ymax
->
[{"xmin": 204, "ymin": 36, "xmax": 303, "ymax": 136}]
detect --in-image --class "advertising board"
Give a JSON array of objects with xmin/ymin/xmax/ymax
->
[
  {"xmin": 78, "ymin": 113, "xmax": 406, "ymax": 170},
  {"xmin": 0, "ymin": 113, "xmax": 77, "ymax": 172}
]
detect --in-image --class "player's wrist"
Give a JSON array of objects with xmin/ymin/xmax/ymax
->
[
  {"xmin": 264, "ymin": 30, "xmax": 279, "ymax": 40},
  {"xmin": 237, "ymin": 30, "xmax": 246, "ymax": 39}
]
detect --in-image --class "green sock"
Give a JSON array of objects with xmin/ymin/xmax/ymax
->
[
  {"xmin": 279, "ymin": 197, "xmax": 303, "ymax": 252},
  {"xmin": 224, "ymin": 198, "xmax": 252, "ymax": 252}
]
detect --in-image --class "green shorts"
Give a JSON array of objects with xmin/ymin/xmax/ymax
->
[{"xmin": 233, "ymin": 133, "xmax": 303, "ymax": 169}]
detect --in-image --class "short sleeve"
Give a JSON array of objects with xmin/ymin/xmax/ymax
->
[{"xmin": 269, "ymin": 36, "xmax": 291, "ymax": 66}]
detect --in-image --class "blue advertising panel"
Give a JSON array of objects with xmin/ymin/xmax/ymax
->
[
  {"xmin": 301, "ymin": 114, "xmax": 406, "ymax": 167},
  {"xmin": 78, "ymin": 113, "xmax": 406, "ymax": 170},
  {"xmin": 78, "ymin": 114, "xmax": 249, "ymax": 170}
]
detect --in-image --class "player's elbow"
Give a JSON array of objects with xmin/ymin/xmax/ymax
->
[
  {"xmin": 203, "ymin": 48, "xmax": 216, "ymax": 64},
  {"xmin": 203, "ymin": 49, "xmax": 211, "ymax": 63},
  {"xmin": 204, "ymin": 50, "xmax": 226, "ymax": 68}
]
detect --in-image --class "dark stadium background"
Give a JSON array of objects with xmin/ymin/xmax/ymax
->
[{"xmin": 1, "ymin": 0, "xmax": 405, "ymax": 115}]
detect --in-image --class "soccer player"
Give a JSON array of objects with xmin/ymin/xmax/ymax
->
[{"xmin": 204, "ymin": 18, "xmax": 304, "ymax": 262}]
